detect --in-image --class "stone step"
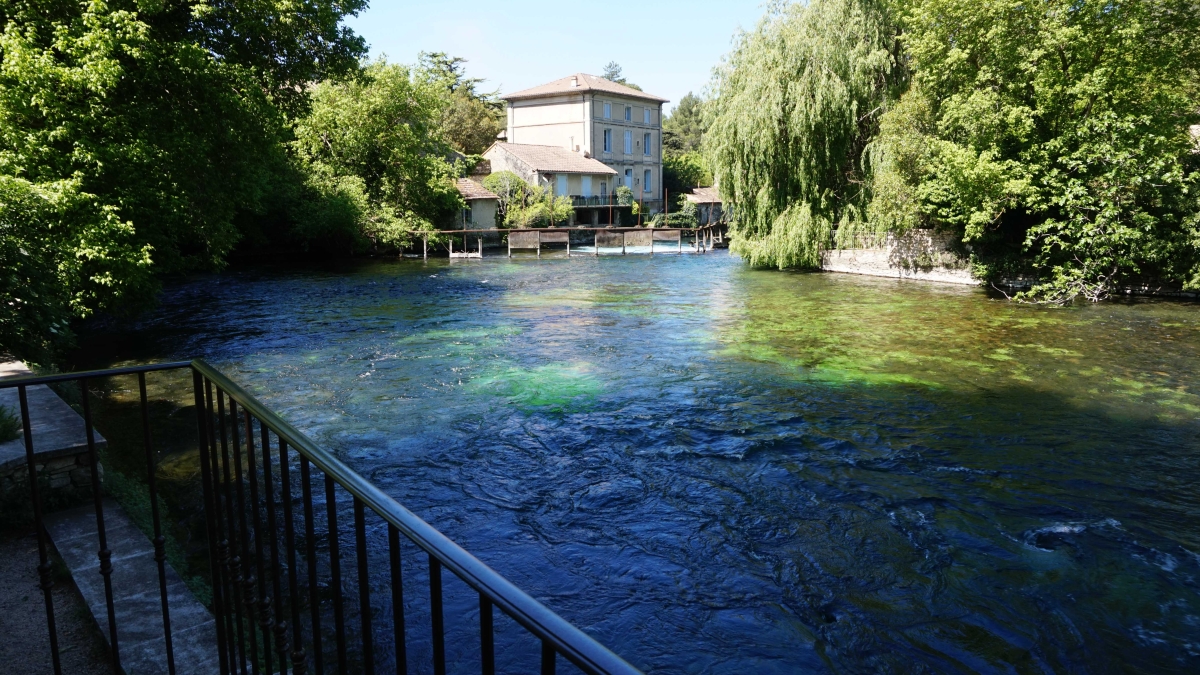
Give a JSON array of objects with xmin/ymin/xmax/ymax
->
[{"xmin": 45, "ymin": 499, "xmax": 221, "ymax": 675}]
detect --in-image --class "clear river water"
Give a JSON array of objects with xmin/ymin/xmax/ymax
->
[{"xmin": 77, "ymin": 252, "xmax": 1200, "ymax": 674}]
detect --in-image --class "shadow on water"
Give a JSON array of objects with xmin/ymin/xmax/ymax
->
[{"xmin": 71, "ymin": 254, "xmax": 1200, "ymax": 674}]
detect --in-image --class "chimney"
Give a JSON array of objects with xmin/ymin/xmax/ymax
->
[{"xmin": 571, "ymin": 76, "xmax": 579, "ymax": 88}]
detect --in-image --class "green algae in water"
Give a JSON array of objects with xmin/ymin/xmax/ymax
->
[
  {"xmin": 469, "ymin": 363, "xmax": 601, "ymax": 410},
  {"xmin": 715, "ymin": 271, "xmax": 1200, "ymax": 421}
]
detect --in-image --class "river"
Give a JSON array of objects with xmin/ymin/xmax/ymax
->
[{"xmin": 76, "ymin": 252, "xmax": 1200, "ymax": 673}]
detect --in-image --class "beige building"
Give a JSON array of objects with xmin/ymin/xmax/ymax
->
[{"xmin": 500, "ymin": 73, "xmax": 668, "ymax": 211}]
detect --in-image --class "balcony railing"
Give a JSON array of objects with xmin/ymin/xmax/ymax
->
[{"xmin": 2, "ymin": 360, "xmax": 642, "ymax": 675}]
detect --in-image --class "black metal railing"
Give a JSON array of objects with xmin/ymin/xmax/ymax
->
[{"xmin": 1, "ymin": 360, "xmax": 642, "ymax": 675}]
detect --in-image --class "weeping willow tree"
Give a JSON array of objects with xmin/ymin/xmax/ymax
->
[{"xmin": 706, "ymin": 0, "xmax": 904, "ymax": 269}]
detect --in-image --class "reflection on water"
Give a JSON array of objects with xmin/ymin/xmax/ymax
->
[{"xmin": 78, "ymin": 253, "xmax": 1200, "ymax": 673}]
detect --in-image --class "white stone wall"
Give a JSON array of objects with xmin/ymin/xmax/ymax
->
[{"xmin": 821, "ymin": 230, "xmax": 977, "ymax": 285}]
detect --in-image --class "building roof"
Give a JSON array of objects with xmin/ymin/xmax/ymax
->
[
  {"xmin": 684, "ymin": 186, "xmax": 722, "ymax": 204},
  {"xmin": 487, "ymin": 143, "xmax": 618, "ymax": 175},
  {"xmin": 455, "ymin": 178, "xmax": 499, "ymax": 201},
  {"xmin": 503, "ymin": 74, "xmax": 668, "ymax": 103}
]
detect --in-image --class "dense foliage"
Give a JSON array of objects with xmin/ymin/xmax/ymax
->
[
  {"xmin": 0, "ymin": 0, "xmax": 367, "ymax": 361},
  {"xmin": 664, "ymin": 93, "xmax": 707, "ymax": 155},
  {"xmin": 706, "ymin": 0, "xmax": 904, "ymax": 269},
  {"xmin": 710, "ymin": 0, "xmax": 1200, "ymax": 301},
  {"xmin": 292, "ymin": 61, "xmax": 462, "ymax": 252},
  {"xmin": 0, "ymin": 2, "xmax": 512, "ymax": 362},
  {"xmin": 419, "ymin": 52, "xmax": 505, "ymax": 155},
  {"xmin": 870, "ymin": 0, "xmax": 1200, "ymax": 301}
]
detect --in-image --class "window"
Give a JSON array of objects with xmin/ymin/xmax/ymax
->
[
  {"xmin": 463, "ymin": 206, "xmax": 472, "ymax": 225},
  {"xmin": 603, "ymin": 129, "xmax": 612, "ymax": 152},
  {"xmin": 644, "ymin": 108, "xmax": 651, "ymax": 124},
  {"xmin": 556, "ymin": 174, "xmax": 568, "ymax": 197},
  {"xmin": 603, "ymin": 102, "xmax": 611, "ymax": 119},
  {"xmin": 644, "ymin": 133, "xmax": 652, "ymax": 156},
  {"xmin": 624, "ymin": 130, "xmax": 632, "ymax": 154},
  {"xmin": 624, "ymin": 106, "xmax": 632, "ymax": 121},
  {"xmin": 625, "ymin": 168, "xmax": 633, "ymax": 187},
  {"xmin": 601, "ymin": 182, "xmax": 607, "ymax": 197},
  {"xmin": 644, "ymin": 169, "xmax": 652, "ymax": 193},
  {"xmin": 581, "ymin": 176, "xmax": 592, "ymax": 198}
]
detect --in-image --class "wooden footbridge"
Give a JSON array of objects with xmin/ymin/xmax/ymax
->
[{"xmin": 420, "ymin": 226, "xmax": 727, "ymax": 259}]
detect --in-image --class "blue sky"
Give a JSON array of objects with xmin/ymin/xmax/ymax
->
[{"xmin": 344, "ymin": 1, "xmax": 767, "ymax": 112}]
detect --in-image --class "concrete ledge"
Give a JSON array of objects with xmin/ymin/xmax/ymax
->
[
  {"xmin": 1, "ymin": 361, "xmax": 107, "ymax": 505},
  {"xmin": 45, "ymin": 499, "xmax": 221, "ymax": 675}
]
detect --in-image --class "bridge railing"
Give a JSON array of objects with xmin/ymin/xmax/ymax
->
[{"xmin": 2, "ymin": 360, "xmax": 642, "ymax": 675}]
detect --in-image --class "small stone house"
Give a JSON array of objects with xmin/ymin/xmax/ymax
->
[
  {"xmin": 454, "ymin": 178, "xmax": 500, "ymax": 229},
  {"xmin": 685, "ymin": 186, "xmax": 724, "ymax": 225}
]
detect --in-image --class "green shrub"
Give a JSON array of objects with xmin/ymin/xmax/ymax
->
[{"xmin": 0, "ymin": 404, "xmax": 19, "ymax": 443}]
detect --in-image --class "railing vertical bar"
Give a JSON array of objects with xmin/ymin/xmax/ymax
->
[
  {"xmin": 354, "ymin": 498, "xmax": 375, "ymax": 675},
  {"xmin": 245, "ymin": 410, "xmax": 270, "ymax": 675},
  {"xmin": 541, "ymin": 641, "xmax": 557, "ymax": 675},
  {"xmin": 279, "ymin": 440, "xmax": 307, "ymax": 673},
  {"xmin": 195, "ymin": 373, "xmax": 231, "ymax": 675},
  {"xmin": 430, "ymin": 555, "xmax": 445, "ymax": 675},
  {"xmin": 139, "ymin": 373, "xmax": 176, "ymax": 675},
  {"xmin": 229, "ymin": 400, "xmax": 260, "ymax": 675},
  {"xmin": 80, "ymin": 377, "xmax": 121, "ymax": 672},
  {"xmin": 300, "ymin": 455, "xmax": 324, "ymax": 675},
  {"xmin": 480, "ymin": 595, "xmax": 494, "ymax": 675},
  {"xmin": 325, "ymin": 475, "xmax": 348, "ymax": 673},
  {"xmin": 217, "ymin": 390, "xmax": 249, "ymax": 674},
  {"xmin": 260, "ymin": 423, "xmax": 289, "ymax": 673},
  {"xmin": 388, "ymin": 524, "xmax": 407, "ymax": 675},
  {"xmin": 20, "ymin": 385, "xmax": 62, "ymax": 675},
  {"xmin": 206, "ymin": 380, "xmax": 238, "ymax": 675}
]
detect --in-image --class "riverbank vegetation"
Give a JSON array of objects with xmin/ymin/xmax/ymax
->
[
  {"xmin": 0, "ymin": 2, "xmax": 502, "ymax": 363},
  {"xmin": 707, "ymin": 0, "xmax": 1200, "ymax": 302}
]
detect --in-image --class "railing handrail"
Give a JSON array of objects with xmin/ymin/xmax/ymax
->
[
  {"xmin": 0, "ymin": 361, "xmax": 193, "ymax": 389},
  {"xmin": 191, "ymin": 359, "xmax": 642, "ymax": 675}
]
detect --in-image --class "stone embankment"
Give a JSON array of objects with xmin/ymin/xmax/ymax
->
[
  {"xmin": 821, "ymin": 230, "xmax": 977, "ymax": 285},
  {"xmin": 0, "ymin": 361, "xmax": 104, "ymax": 506}
]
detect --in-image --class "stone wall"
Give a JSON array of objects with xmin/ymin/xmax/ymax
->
[
  {"xmin": 821, "ymin": 230, "xmax": 977, "ymax": 285},
  {"xmin": 1, "ymin": 361, "xmax": 106, "ymax": 511},
  {"xmin": 0, "ymin": 451, "xmax": 101, "ymax": 503}
]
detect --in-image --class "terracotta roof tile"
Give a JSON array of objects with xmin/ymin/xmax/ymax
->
[
  {"xmin": 488, "ymin": 144, "xmax": 617, "ymax": 175},
  {"xmin": 455, "ymin": 178, "xmax": 499, "ymax": 201},
  {"xmin": 684, "ymin": 186, "xmax": 722, "ymax": 204},
  {"xmin": 504, "ymin": 74, "xmax": 668, "ymax": 103}
]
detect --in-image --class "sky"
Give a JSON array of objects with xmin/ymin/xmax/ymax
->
[{"xmin": 344, "ymin": 1, "xmax": 767, "ymax": 113}]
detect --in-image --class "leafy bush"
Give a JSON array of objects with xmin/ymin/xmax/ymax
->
[
  {"xmin": 0, "ymin": 404, "xmax": 19, "ymax": 443},
  {"xmin": 483, "ymin": 171, "xmax": 533, "ymax": 225},
  {"xmin": 649, "ymin": 201, "xmax": 700, "ymax": 228},
  {"xmin": 505, "ymin": 186, "xmax": 573, "ymax": 227},
  {"xmin": 292, "ymin": 60, "xmax": 463, "ymax": 250},
  {"xmin": 615, "ymin": 186, "xmax": 635, "ymax": 206},
  {"xmin": 868, "ymin": 0, "xmax": 1200, "ymax": 301}
]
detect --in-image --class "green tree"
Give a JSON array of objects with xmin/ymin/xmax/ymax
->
[
  {"xmin": 292, "ymin": 61, "xmax": 463, "ymax": 250},
  {"xmin": 663, "ymin": 93, "xmax": 707, "ymax": 155},
  {"xmin": 706, "ymin": 0, "xmax": 904, "ymax": 269},
  {"xmin": 419, "ymin": 52, "xmax": 506, "ymax": 154},
  {"xmin": 602, "ymin": 61, "xmax": 642, "ymax": 91},
  {"xmin": 663, "ymin": 152, "xmax": 713, "ymax": 204},
  {"xmin": 0, "ymin": 0, "xmax": 365, "ymax": 361},
  {"xmin": 482, "ymin": 171, "xmax": 530, "ymax": 225},
  {"xmin": 869, "ymin": 0, "xmax": 1200, "ymax": 301}
]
